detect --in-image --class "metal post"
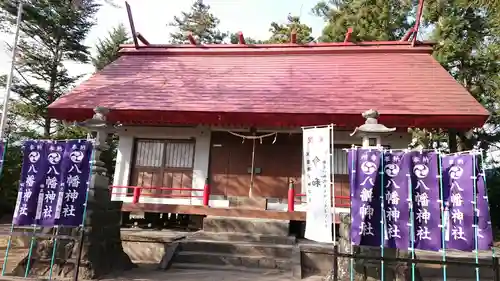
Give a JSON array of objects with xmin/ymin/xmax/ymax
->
[
  {"xmin": 202, "ymin": 178, "xmax": 210, "ymax": 206},
  {"xmin": 0, "ymin": 3, "xmax": 23, "ymax": 139},
  {"xmin": 287, "ymin": 180, "xmax": 295, "ymax": 212},
  {"xmin": 132, "ymin": 186, "xmax": 141, "ymax": 204}
]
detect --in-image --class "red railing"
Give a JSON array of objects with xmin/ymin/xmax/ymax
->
[
  {"xmin": 287, "ymin": 180, "xmax": 351, "ymax": 212},
  {"xmin": 110, "ymin": 178, "xmax": 211, "ymax": 205},
  {"xmin": 111, "ymin": 178, "xmax": 349, "ymax": 211}
]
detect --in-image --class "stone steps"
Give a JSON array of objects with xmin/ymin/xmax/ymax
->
[
  {"xmin": 171, "ymin": 262, "xmax": 288, "ymax": 274},
  {"xmin": 168, "ymin": 216, "xmax": 299, "ymax": 277},
  {"xmin": 202, "ymin": 216, "xmax": 289, "ymax": 236},
  {"xmin": 188, "ymin": 231, "xmax": 296, "ymax": 245},
  {"xmin": 180, "ymin": 239, "xmax": 293, "ymax": 258},
  {"xmin": 174, "ymin": 251, "xmax": 291, "ymax": 270}
]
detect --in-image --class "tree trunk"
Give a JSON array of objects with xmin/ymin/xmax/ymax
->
[{"xmin": 43, "ymin": 117, "xmax": 51, "ymax": 138}]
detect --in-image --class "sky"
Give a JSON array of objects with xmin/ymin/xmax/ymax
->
[{"xmin": 0, "ymin": 0, "xmax": 327, "ymax": 87}]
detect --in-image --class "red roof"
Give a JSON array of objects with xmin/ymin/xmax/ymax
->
[{"xmin": 48, "ymin": 41, "xmax": 489, "ymax": 129}]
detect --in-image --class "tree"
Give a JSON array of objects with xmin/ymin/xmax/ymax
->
[
  {"xmin": 92, "ymin": 23, "xmax": 130, "ymax": 71},
  {"xmin": 0, "ymin": 0, "xmax": 100, "ymax": 137},
  {"xmin": 169, "ymin": 0, "xmax": 227, "ymax": 44},
  {"xmin": 424, "ymin": 0, "xmax": 500, "ymax": 151},
  {"xmin": 267, "ymin": 14, "xmax": 314, "ymax": 44},
  {"xmin": 312, "ymin": 0, "xmax": 415, "ymax": 42}
]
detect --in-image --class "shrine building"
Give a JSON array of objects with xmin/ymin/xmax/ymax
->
[{"xmin": 47, "ymin": 35, "xmax": 489, "ymax": 222}]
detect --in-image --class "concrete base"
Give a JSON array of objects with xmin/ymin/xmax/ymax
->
[
  {"xmin": 203, "ymin": 216, "xmax": 289, "ymax": 236},
  {"xmin": 228, "ymin": 197, "xmax": 267, "ymax": 210}
]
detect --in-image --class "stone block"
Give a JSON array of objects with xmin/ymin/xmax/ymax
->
[
  {"xmin": 158, "ymin": 242, "xmax": 179, "ymax": 270},
  {"xmin": 180, "ymin": 239, "xmax": 292, "ymax": 258},
  {"xmin": 228, "ymin": 196, "xmax": 267, "ymax": 210},
  {"xmin": 189, "ymin": 230, "xmax": 296, "ymax": 244},
  {"xmin": 203, "ymin": 216, "xmax": 289, "ymax": 236},
  {"xmin": 291, "ymin": 245, "xmax": 302, "ymax": 279}
]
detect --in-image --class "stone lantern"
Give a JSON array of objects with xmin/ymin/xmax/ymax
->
[
  {"xmin": 334, "ymin": 109, "xmax": 422, "ymax": 281},
  {"xmin": 72, "ymin": 106, "xmax": 135, "ymax": 279},
  {"xmin": 350, "ymin": 109, "xmax": 396, "ymax": 148}
]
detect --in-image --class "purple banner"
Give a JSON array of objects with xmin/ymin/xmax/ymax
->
[
  {"xmin": 442, "ymin": 154, "xmax": 475, "ymax": 251},
  {"xmin": 409, "ymin": 151, "xmax": 441, "ymax": 251},
  {"xmin": 56, "ymin": 140, "xmax": 93, "ymax": 227},
  {"xmin": 12, "ymin": 141, "xmax": 48, "ymax": 226},
  {"xmin": 475, "ymin": 155, "xmax": 493, "ymax": 250},
  {"xmin": 37, "ymin": 141, "xmax": 67, "ymax": 226},
  {"xmin": 383, "ymin": 150, "xmax": 410, "ymax": 249},
  {"xmin": 350, "ymin": 148, "xmax": 383, "ymax": 247}
]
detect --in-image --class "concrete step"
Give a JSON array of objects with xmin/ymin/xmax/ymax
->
[
  {"xmin": 173, "ymin": 251, "xmax": 291, "ymax": 270},
  {"xmin": 179, "ymin": 239, "xmax": 293, "ymax": 258},
  {"xmin": 189, "ymin": 231, "xmax": 296, "ymax": 245},
  {"xmin": 203, "ymin": 216, "xmax": 289, "ymax": 236},
  {"xmin": 170, "ymin": 262, "xmax": 287, "ymax": 274}
]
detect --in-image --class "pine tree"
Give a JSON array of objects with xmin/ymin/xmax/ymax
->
[
  {"xmin": 169, "ymin": 0, "xmax": 227, "ymax": 44},
  {"xmin": 312, "ymin": 0, "xmax": 414, "ymax": 42},
  {"xmin": 267, "ymin": 14, "xmax": 314, "ymax": 44},
  {"xmin": 0, "ymin": 0, "xmax": 100, "ymax": 137},
  {"xmin": 92, "ymin": 23, "xmax": 130, "ymax": 71}
]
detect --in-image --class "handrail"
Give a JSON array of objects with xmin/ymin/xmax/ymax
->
[
  {"xmin": 110, "ymin": 178, "xmax": 211, "ymax": 206},
  {"xmin": 111, "ymin": 180, "xmax": 350, "ymax": 211},
  {"xmin": 287, "ymin": 181, "xmax": 351, "ymax": 211}
]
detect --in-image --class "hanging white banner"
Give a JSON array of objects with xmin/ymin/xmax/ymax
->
[{"xmin": 303, "ymin": 126, "xmax": 333, "ymax": 243}]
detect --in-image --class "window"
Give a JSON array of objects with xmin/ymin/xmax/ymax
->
[
  {"xmin": 134, "ymin": 139, "xmax": 195, "ymax": 169},
  {"xmin": 164, "ymin": 141, "xmax": 195, "ymax": 169},
  {"xmin": 333, "ymin": 147, "xmax": 349, "ymax": 175},
  {"xmin": 131, "ymin": 139, "xmax": 195, "ymax": 196}
]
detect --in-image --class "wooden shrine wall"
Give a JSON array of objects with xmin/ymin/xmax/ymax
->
[{"xmin": 209, "ymin": 131, "xmax": 351, "ymax": 205}]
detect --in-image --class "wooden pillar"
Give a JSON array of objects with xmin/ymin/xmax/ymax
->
[{"xmin": 448, "ymin": 129, "xmax": 458, "ymax": 153}]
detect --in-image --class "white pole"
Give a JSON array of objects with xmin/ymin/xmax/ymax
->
[{"xmin": 0, "ymin": 3, "xmax": 23, "ymax": 139}]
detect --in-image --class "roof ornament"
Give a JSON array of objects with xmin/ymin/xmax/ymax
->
[
  {"xmin": 187, "ymin": 32, "xmax": 197, "ymax": 45},
  {"xmin": 125, "ymin": 2, "xmax": 139, "ymax": 49},
  {"xmin": 350, "ymin": 109, "xmax": 396, "ymax": 147},
  {"xmin": 238, "ymin": 32, "xmax": 246, "ymax": 44},
  {"xmin": 344, "ymin": 27, "xmax": 353, "ymax": 43},
  {"xmin": 290, "ymin": 30, "xmax": 297, "ymax": 44}
]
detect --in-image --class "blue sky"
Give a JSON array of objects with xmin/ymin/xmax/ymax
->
[{"xmin": 0, "ymin": 0, "xmax": 327, "ymax": 84}]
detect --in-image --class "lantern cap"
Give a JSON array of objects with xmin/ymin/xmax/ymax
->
[{"xmin": 350, "ymin": 109, "xmax": 396, "ymax": 137}]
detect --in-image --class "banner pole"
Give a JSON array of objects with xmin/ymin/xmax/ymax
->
[
  {"xmin": 330, "ymin": 125, "xmax": 336, "ymax": 243},
  {"xmin": 1, "ymin": 224, "xmax": 15, "ymax": 276},
  {"xmin": 472, "ymin": 153, "xmax": 480, "ymax": 281},
  {"xmin": 0, "ymin": 2, "xmax": 23, "ymax": 139},
  {"xmin": 73, "ymin": 142, "xmax": 95, "ymax": 281},
  {"xmin": 407, "ymin": 160, "xmax": 416, "ymax": 280},
  {"xmin": 48, "ymin": 226, "xmax": 60, "ymax": 280},
  {"xmin": 24, "ymin": 224, "xmax": 37, "ymax": 277},
  {"xmin": 437, "ymin": 152, "xmax": 448, "ymax": 281},
  {"xmin": 349, "ymin": 147, "xmax": 355, "ymax": 281},
  {"xmin": 379, "ymin": 148, "xmax": 385, "ymax": 281}
]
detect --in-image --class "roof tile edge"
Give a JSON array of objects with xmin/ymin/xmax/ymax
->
[{"xmin": 117, "ymin": 41, "xmax": 435, "ymax": 56}]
